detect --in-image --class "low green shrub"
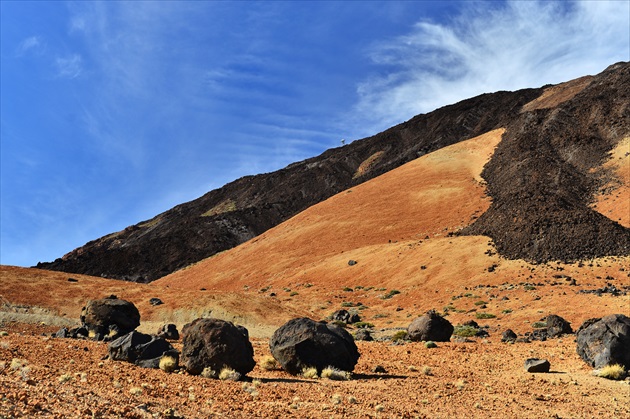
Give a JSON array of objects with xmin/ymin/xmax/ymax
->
[
  {"xmin": 391, "ymin": 330, "xmax": 408, "ymax": 342},
  {"xmin": 453, "ymin": 325, "xmax": 479, "ymax": 337}
]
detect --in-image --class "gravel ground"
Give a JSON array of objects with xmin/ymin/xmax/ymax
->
[{"xmin": 2, "ymin": 322, "xmax": 629, "ymax": 419}]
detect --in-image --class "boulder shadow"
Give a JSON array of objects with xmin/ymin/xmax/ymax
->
[{"xmin": 352, "ymin": 373, "xmax": 408, "ymax": 380}]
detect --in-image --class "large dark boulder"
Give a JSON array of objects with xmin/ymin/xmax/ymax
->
[
  {"xmin": 576, "ymin": 314, "xmax": 630, "ymax": 369},
  {"xmin": 80, "ymin": 295, "xmax": 140, "ymax": 339},
  {"xmin": 269, "ymin": 317, "xmax": 360, "ymax": 375},
  {"xmin": 545, "ymin": 314, "xmax": 573, "ymax": 338},
  {"xmin": 108, "ymin": 331, "xmax": 177, "ymax": 369},
  {"xmin": 407, "ymin": 310, "xmax": 454, "ymax": 342},
  {"xmin": 180, "ymin": 318, "xmax": 255, "ymax": 377}
]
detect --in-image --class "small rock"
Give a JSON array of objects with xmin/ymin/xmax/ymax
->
[
  {"xmin": 524, "ymin": 358, "xmax": 550, "ymax": 373},
  {"xmin": 501, "ymin": 329, "xmax": 517, "ymax": 343},
  {"xmin": 475, "ymin": 329, "xmax": 490, "ymax": 338},
  {"xmin": 545, "ymin": 314, "xmax": 573, "ymax": 338},
  {"xmin": 348, "ymin": 260, "xmax": 357, "ymax": 266},
  {"xmin": 331, "ymin": 309, "xmax": 361, "ymax": 325},
  {"xmin": 156, "ymin": 324, "xmax": 179, "ymax": 340},
  {"xmin": 425, "ymin": 341, "xmax": 437, "ymax": 348},
  {"xmin": 149, "ymin": 298, "xmax": 163, "ymax": 306},
  {"xmin": 373, "ymin": 365, "xmax": 387, "ymax": 374},
  {"xmin": 354, "ymin": 329, "xmax": 373, "ymax": 341}
]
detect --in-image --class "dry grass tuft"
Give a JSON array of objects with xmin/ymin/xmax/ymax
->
[
  {"xmin": 596, "ymin": 364, "xmax": 626, "ymax": 380},
  {"xmin": 58, "ymin": 373, "xmax": 73, "ymax": 383},
  {"xmin": 10, "ymin": 358, "xmax": 26, "ymax": 370},
  {"xmin": 159, "ymin": 355, "xmax": 178, "ymax": 373},
  {"xmin": 321, "ymin": 366, "xmax": 351, "ymax": 380},
  {"xmin": 259, "ymin": 355, "xmax": 279, "ymax": 371},
  {"xmin": 201, "ymin": 367, "xmax": 217, "ymax": 379},
  {"xmin": 218, "ymin": 367, "xmax": 241, "ymax": 381},
  {"xmin": 301, "ymin": 366, "xmax": 318, "ymax": 379}
]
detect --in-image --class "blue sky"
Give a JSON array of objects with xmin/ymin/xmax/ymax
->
[{"xmin": 1, "ymin": 1, "xmax": 629, "ymax": 267}]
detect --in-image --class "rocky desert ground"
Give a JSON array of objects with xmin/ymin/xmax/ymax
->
[{"xmin": 1, "ymin": 282, "xmax": 629, "ymax": 419}]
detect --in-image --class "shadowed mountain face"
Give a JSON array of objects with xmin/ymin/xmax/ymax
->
[{"xmin": 37, "ymin": 62, "xmax": 630, "ymax": 282}]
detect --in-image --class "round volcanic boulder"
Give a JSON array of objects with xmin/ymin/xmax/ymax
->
[
  {"xmin": 80, "ymin": 295, "xmax": 140, "ymax": 339},
  {"xmin": 576, "ymin": 314, "xmax": 630, "ymax": 369},
  {"xmin": 108, "ymin": 330, "xmax": 177, "ymax": 369},
  {"xmin": 407, "ymin": 310, "xmax": 454, "ymax": 342},
  {"xmin": 180, "ymin": 318, "xmax": 255, "ymax": 377},
  {"xmin": 270, "ymin": 317, "xmax": 360, "ymax": 375}
]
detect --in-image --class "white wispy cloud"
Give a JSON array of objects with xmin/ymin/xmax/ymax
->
[
  {"xmin": 355, "ymin": 0, "xmax": 630, "ymax": 132},
  {"xmin": 55, "ymin": 53, "xmax": 83, "ymax": 78},
  {"xmin": 16, "ymin": 36, "xmax": 42, "ymax": 55}
]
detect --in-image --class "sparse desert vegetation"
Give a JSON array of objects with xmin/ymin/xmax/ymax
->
[{"xmin": 596, "ymin": 364, "xmax": 626, "ymax": 380}]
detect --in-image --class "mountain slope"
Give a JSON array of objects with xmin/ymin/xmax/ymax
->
[
  {"xmin": 37, "ymin": 85, "xmax": 542, "ymax": 282},
  {"xmin": 462, "ymin": 61, "xmax": 630, "ymax": 261},
  {"xmin": 37, "ymin": 62, "xmax": 630, "ymax": 281}
]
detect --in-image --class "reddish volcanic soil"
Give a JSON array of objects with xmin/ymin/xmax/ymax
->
[
  {"xmin": 2, "ymin": 321, "xmax": 630, "ymax": 419},
  {"xmin": 2, "ymin": 123, "xmax": 629, "ymax": 418}
]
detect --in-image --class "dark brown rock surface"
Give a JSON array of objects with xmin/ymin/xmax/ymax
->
[{"xmin": 462, "ymin": 62, "xmax": 630, "ymax": 262}]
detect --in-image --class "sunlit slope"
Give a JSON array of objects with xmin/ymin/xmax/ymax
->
[
  {"xmin": 592, "ymin": 136, "xmax": 630, "ymax": 227},
  {"xmin": 156, "ymin": 129, "xmax": 505, "ymax": 291}
]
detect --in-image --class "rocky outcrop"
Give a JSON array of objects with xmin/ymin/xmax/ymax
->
[
  {"xmin": 180, "ymin": 318, "xmax": 255, "ymax": 377},
  {"xmin": 576, "ymin": 314, "xmax": 630, "ymax": 369},
  {"xmin": 269, "ymin": 317, "xmax": 360, "ymax": 375},
  {"xmin": 80, "ymin": 296, "xmax": 140, "ymax": 339},
  {"xmin": 407, "ymin": 310, "xmax": 453, "ymax": 342}
]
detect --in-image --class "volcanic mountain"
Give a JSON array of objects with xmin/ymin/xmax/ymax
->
[{"xmin": 37, "ymin": 62, "xmax": 630, "ymax": 282}]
